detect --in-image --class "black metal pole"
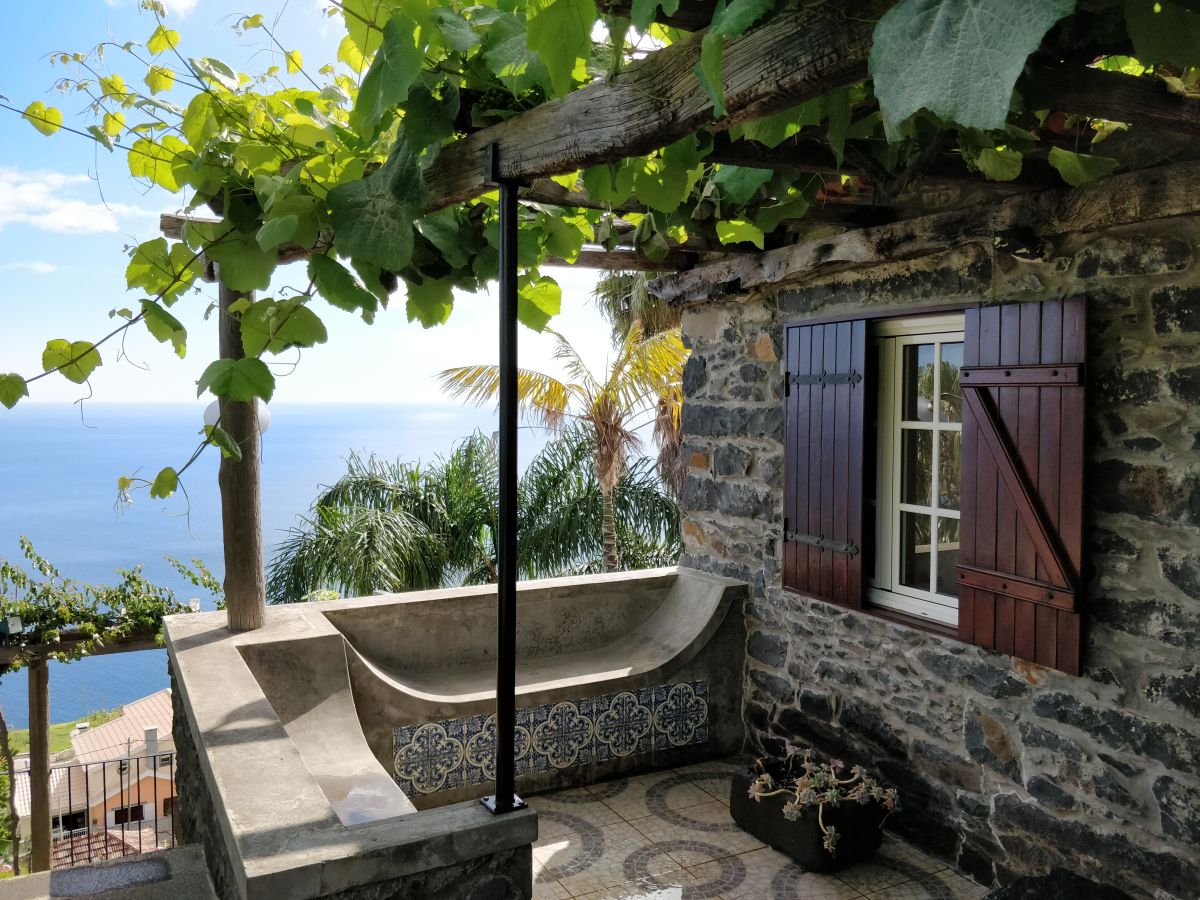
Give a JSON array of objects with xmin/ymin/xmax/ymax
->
[{"xmin": 484, "ymin": 146, "xmax": 525, "ymax": 815}]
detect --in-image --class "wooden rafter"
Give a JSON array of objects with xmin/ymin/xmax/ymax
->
[
  {"xmin": 1039, "ymin": 63, "xmax": 1200, "ymax": 138},
  {"xmin": 650, "ymin": 159, "xmax": 1200, "ymax": 304},
  {"xmin": 422, "ymin": 3, "xmax": 889, "ymax": 210}
]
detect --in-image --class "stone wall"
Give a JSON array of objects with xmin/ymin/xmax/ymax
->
[{"xmin": 678, "ymin": 219, "xmax": 1200, "ymax": 900}]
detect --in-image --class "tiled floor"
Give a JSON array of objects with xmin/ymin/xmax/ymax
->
[{"xmin": 527, "ymin": 759, "xmax": 987, "ymax": 900}]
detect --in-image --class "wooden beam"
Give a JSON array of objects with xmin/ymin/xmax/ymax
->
[
  {"xmin": 0, "ymin": 633, "xmax": 161, "ymax": 668},
  {"xmin": 1038, "ymin": 63, "xmax": 1200, "ymax": 138},
  {"xmin": 27, "ymin": 657, "xmax": 49, "ymax": 873},
  {"xmin": 545, "ymin": 247, "xmax": 692, "ymax": 271},
  {"xmin": 596, "ymin": 0, "xmax": 719, "ymax": 30},
  {"xmin": 650, "ymin": 159, "xmax": 1200, "ymax": 304},
  {"xmin": 422, "ymin": 3, "xmax": 888, "ymax": 210}
]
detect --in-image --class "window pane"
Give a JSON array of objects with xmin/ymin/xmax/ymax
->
[
  {"xmin": 901, "ymin": 429, "xmax": 932, "ymax": 506},
  {"xmin": 940, "ymin": 342, "xmax": 963, "ymax": 423},
  {"xmin": 900, "ymin": 512, "xmax": 933, "ymax": 591},
  {"xmin": 939, "ymin": 431, "xmax": 962, "ymax": 510},
  {"xmin": 936, "ymin": 517, "xmax": 961, "ymax": 597},
  {"xmin": 902, "ymin": 344, "xmax": 936, "ymax": 421}
]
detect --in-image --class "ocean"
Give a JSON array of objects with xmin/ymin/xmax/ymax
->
[{"xmin": 0, "ymin": 402, "xmax": 540, "ymax": 728}]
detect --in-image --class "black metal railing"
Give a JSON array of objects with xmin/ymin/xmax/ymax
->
[{"xmin": 4, "ymin": 751, "xmax": 177, "ymax": 869}]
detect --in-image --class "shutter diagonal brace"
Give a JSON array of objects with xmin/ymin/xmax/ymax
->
[{"xmin": 960, "ymin": 386, "xmax": 1077, "ymax": 598}]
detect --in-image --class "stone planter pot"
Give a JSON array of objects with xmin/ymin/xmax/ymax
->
[{"xmin": 729, "ymin": 771, "xmax": 886, "ymax": 872}]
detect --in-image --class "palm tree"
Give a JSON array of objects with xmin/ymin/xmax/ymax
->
[
  {"xmin": 592, "ymin": 272, "xmax": 686, "ymax": 498},
  {"xmin": 438, "ymin": 325, "xmax": 686, "ymax": 572},
  {"xmin": 266, "ymin": 427, "xmax": 680, "ymax": 601}
]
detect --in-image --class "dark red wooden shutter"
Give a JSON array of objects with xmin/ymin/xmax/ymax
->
[
  {"xmin": 957, "ymin": 299, "xmax": 1086, "ymax": 675},
  {"xmin": 783, "ymin": 319, "xmax": 867, "ymax": 609}
]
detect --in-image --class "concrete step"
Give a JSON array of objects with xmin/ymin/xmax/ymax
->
[{"xmin": 0, "ymin": 845, "xmax": 215, "ymax": 900}]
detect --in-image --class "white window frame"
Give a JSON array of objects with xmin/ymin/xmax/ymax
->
[{"xmin": 868, "ymin": 314, "xmax": 965, "ymax": 626}]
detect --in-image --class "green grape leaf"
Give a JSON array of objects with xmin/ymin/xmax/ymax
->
[
  {"xmin": 630, "ymin": 0, "xmax": 681, "ymax": 30},
  {"xmin": 582, "ymin": 160, "xmax": 636, "ymax": 205},
  {"xmin": 755, "ymin": 193, "xmax": 811, "ymax": 233},
  {"xmin": 191, "ymin": 57, "xmax": 239, "ymax": 91},
  {"xmin": 402, "ymin": 84, "xmax": 460, "ymax": 149},
  {"xmin": 871, "ymin": 0, "xmax": 1075, "ymax": 138},
  {"xmin": 309, "ymin": 255, "xmax": 380, "ymax": 322},
  {"xmin": 431, "ymin": 7, "xmax": 482, "ymax": 52},
  {"xmin": 713, "ymin": 165, "xmax": 772, "ymax": 205},
  {"xmin": 518, "ymin": 276, "xmax": 562, "ymax": 332},
  {"xmin": 0, "ymin": 374, "xmax": 28, "ymax": 410},
  {"xmin": 716, "ymin": 219, "xmax": 765, "ymax": 249},
  {"xmin": 825, "ymin": 86, "xmax": 852, "ymax": 166},
  {"xmin": 634, "ymin": 135, "xmax": 701, "ymax": 213},
  {"xmin": 417, "ymin": 211, "xmax": 470, "ymax": 269},
  {"xmin": 730, "ymin": 98, "xmax": 823, "ymax": 148},
  {"xmin": 256, "ymin": 215, "xmax": 300, "ymax": 252},
  {"xmin": 405, "ymin": 277, "xmax": 455, "ymax": 327},
  {"xmin": 327, "ymin": 143, "xmax": 425, "ymax": 272},
  {"xmin": 150, "ymin": 467, "xmax": 179, "ymax": 500},
  {"xmin": 144, "ymin": 65, "xmax": 175, "ymax": 94},
  {"xmin": 351, "ymin": 13, "xmax": 424, "ymax": 140},
  {"xmin": 695, "ymin": 0, "xmax": 776, "ymax": 118},
  {"xmin": 1048, "ymin": 147, "xmax": 1120, "ymax": 186},
  {"xmin": 203, "ymin": 228, "xmax": 277, "ymax": 292},
  {"xmin": 1125, "ymin": 0, "xmax": 1200, "ymax": 66},
  {"xmin": 141, "ymin": 301, "xmax": 188, "ymax": 357},
  {"xmin": 126, "ymin": 238, "xmax": 202, "ymax": 304},
  {"xmin": 128, "ymin": 135, "xmax": 188, "ymax": 192},
  {"xmin": 203, "ymin": 425, "xmax": 243, "ymax": 462},
  {"xmin": 240, "ymin": 298, "xmax": 329, "ymax": 356},
  {"xmin": 23, "ymin": 101, "xmax": 63, "ymax": 137},
  {"xmin": 42, "ymin": 339, "xmax": 102, "ymax": 384},
  {"xmin": 147, "ymin": 25, "xmax": 180, "ymax": 55},
  {"xmin": 975, "ymin": 146, "xmax": 1023, "ymax": 181},
  {"xmin": 541, "ymin": 213, "xmax": 590, "ymax": 262},
  {"xmin": 196, "ymin": 357, "xmax": 276, "ymax": 403},
  {"xmin": 526, "ymin": 0, "xmax": 597, "ymax": 97}
]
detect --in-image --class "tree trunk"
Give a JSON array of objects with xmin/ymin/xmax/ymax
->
[
  {"xmin": 0, "ymin": 706, "xmax": 20, "ymax": 876},
  {"xmin": 600, "ymin": 487, "xmax": 620, "ymax": 573},
  {"xmin": 27, "ymin": 658, "xmax": 49, "ymax": 873},
  {"xmin": 217, "ymin": 277, "xmax": 266, "ymax": 632}
]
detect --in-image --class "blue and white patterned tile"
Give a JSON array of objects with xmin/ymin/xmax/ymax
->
[{"xmin": 391, "ymin": 681, "xmax": 711, "ymax": 795}]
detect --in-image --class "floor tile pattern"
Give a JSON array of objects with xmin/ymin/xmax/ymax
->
[{"xmin": 528, "ymin": 759, "xmax": 987, "ymax": 900}]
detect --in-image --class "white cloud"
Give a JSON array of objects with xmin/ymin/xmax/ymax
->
[
  {"xmin": 0, "ymin": 262, "xmax": 58, "ymax": 274},
  {"xmin": 103, "ymin": 0, "xmax": 197, "ymax": 17},
  {"xmin": 0, "ymin": 167, "xmax": 154, "ymax": 234}
]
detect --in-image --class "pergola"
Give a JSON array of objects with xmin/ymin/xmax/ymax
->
[{"xmin": 155, "ymin": 0, "xmax": 1200, "ymax": 827}]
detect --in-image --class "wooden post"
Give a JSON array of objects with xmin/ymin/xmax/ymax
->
[
  {"xmin": 217, "ymin": 277, "xmax": 266, "ymax": 632},
  {"xmin": 27, "ymin": 657, "xmax": 49, "ymax": 872}
]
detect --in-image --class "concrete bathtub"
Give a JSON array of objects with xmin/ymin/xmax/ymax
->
[{"xmin": 165, "ymin": 566, "xmax": 746, "ymax": 899}]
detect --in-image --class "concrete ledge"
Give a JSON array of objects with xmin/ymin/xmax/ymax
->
[{"xmin": 0, "ymin": 845, "xmax": 215, "ymax": 900}]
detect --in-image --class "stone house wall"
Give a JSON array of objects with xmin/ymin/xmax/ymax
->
[{"xmin": 678, "ymin": 218, "xmax": 1200, "ymax": 899}]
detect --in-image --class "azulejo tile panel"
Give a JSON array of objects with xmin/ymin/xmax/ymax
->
[{"xmin": 393, "ymin": 681, "xmax": 710, "ymax": 794}]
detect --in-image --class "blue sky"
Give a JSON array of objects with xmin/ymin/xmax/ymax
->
[{"xmin": 0, "ymin": 0, "xmax": 611, "ymax": 406}]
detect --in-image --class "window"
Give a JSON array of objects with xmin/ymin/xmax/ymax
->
[
  {"xmin": 781, "ymin": 299, "xmax": 1088, "ymax": 675},
  {"xmin": 112, "ymin": 804, "xmax": 145, "ymax": 826},
  {"xmin": 868, "ymin": 316, "xmax": 964, "ymax": 626},
  {"xmin": 52, "ymin": 811, "xmax": 86, "ymax": 833},
  {"xmin": 163, "ymin": 796, "xmax": 176, "ymax": 817}
]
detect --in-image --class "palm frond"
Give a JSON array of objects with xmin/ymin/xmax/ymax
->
[{"xmin": 437, "ymin": 365, "xmax": 576, "ymax": 431}]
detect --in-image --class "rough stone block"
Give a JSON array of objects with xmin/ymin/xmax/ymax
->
[
  {"xmin": 747, "ymin": 630, "xmax": 788, "ymax": 669},
  {"xmin": 839, "ymin": 698, "xmax": 907, "ymax": 759},
  {"xmin": 1158, "ymin": 547, "xmax": 1200, "ymax": 601},
  {"xmin": 911, "ymin": 739, "xmax": 982, "ymax": 792},
  {"xmin": 1075, "ymin": 235, "xmax": 1191, "ymax": 279},
  {"xmin": 1146, "ymin": 667, "xmax": 1200, "ymax": 718},
  {"xmin": 713, "ymin": 444, "xmax": 751, "ymax": 477},
  {"xmin": 1166, "ymin": 366, "xmax": 1200, "ymax": 404},
  {"xmin": 1031, "ymin": 691, "xmax": 1200, "ymax": 776},
  {"xmin": 1089, "ymin": 459, "xmax": 1200, "ymax": 526},
  {"xmin": 964, "ymin": 703, "xmax": 1022, "ymax": 783},
  {"xmin": 1017, "ymin": 722, "xmax": 1084, "ymax": 761},
  {"xmin": 1025, "ymin": 774, "xmax": 1076, "ymax": 810},
  {"xmin": 1090, "ymin": 593, "xmax": 1200, "ymax": 648},
  {"xmin": 917, "ymin": 649, "xmax": 1029, "ymax": 700},
  {"xmin": 1152, "ymin": 285, "xmax": 1200, "ymax": 335},
  {"xmin": 1093, "ymin": 367, "xmax": 1162, "ymax": 407},
  {"xmin": 1153, "ymin": 774, "xmax": 1200, "ymax": 846},
  {"xmin": 682, "ymin": 354, "xmax": 708, "ymax": 395}
]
